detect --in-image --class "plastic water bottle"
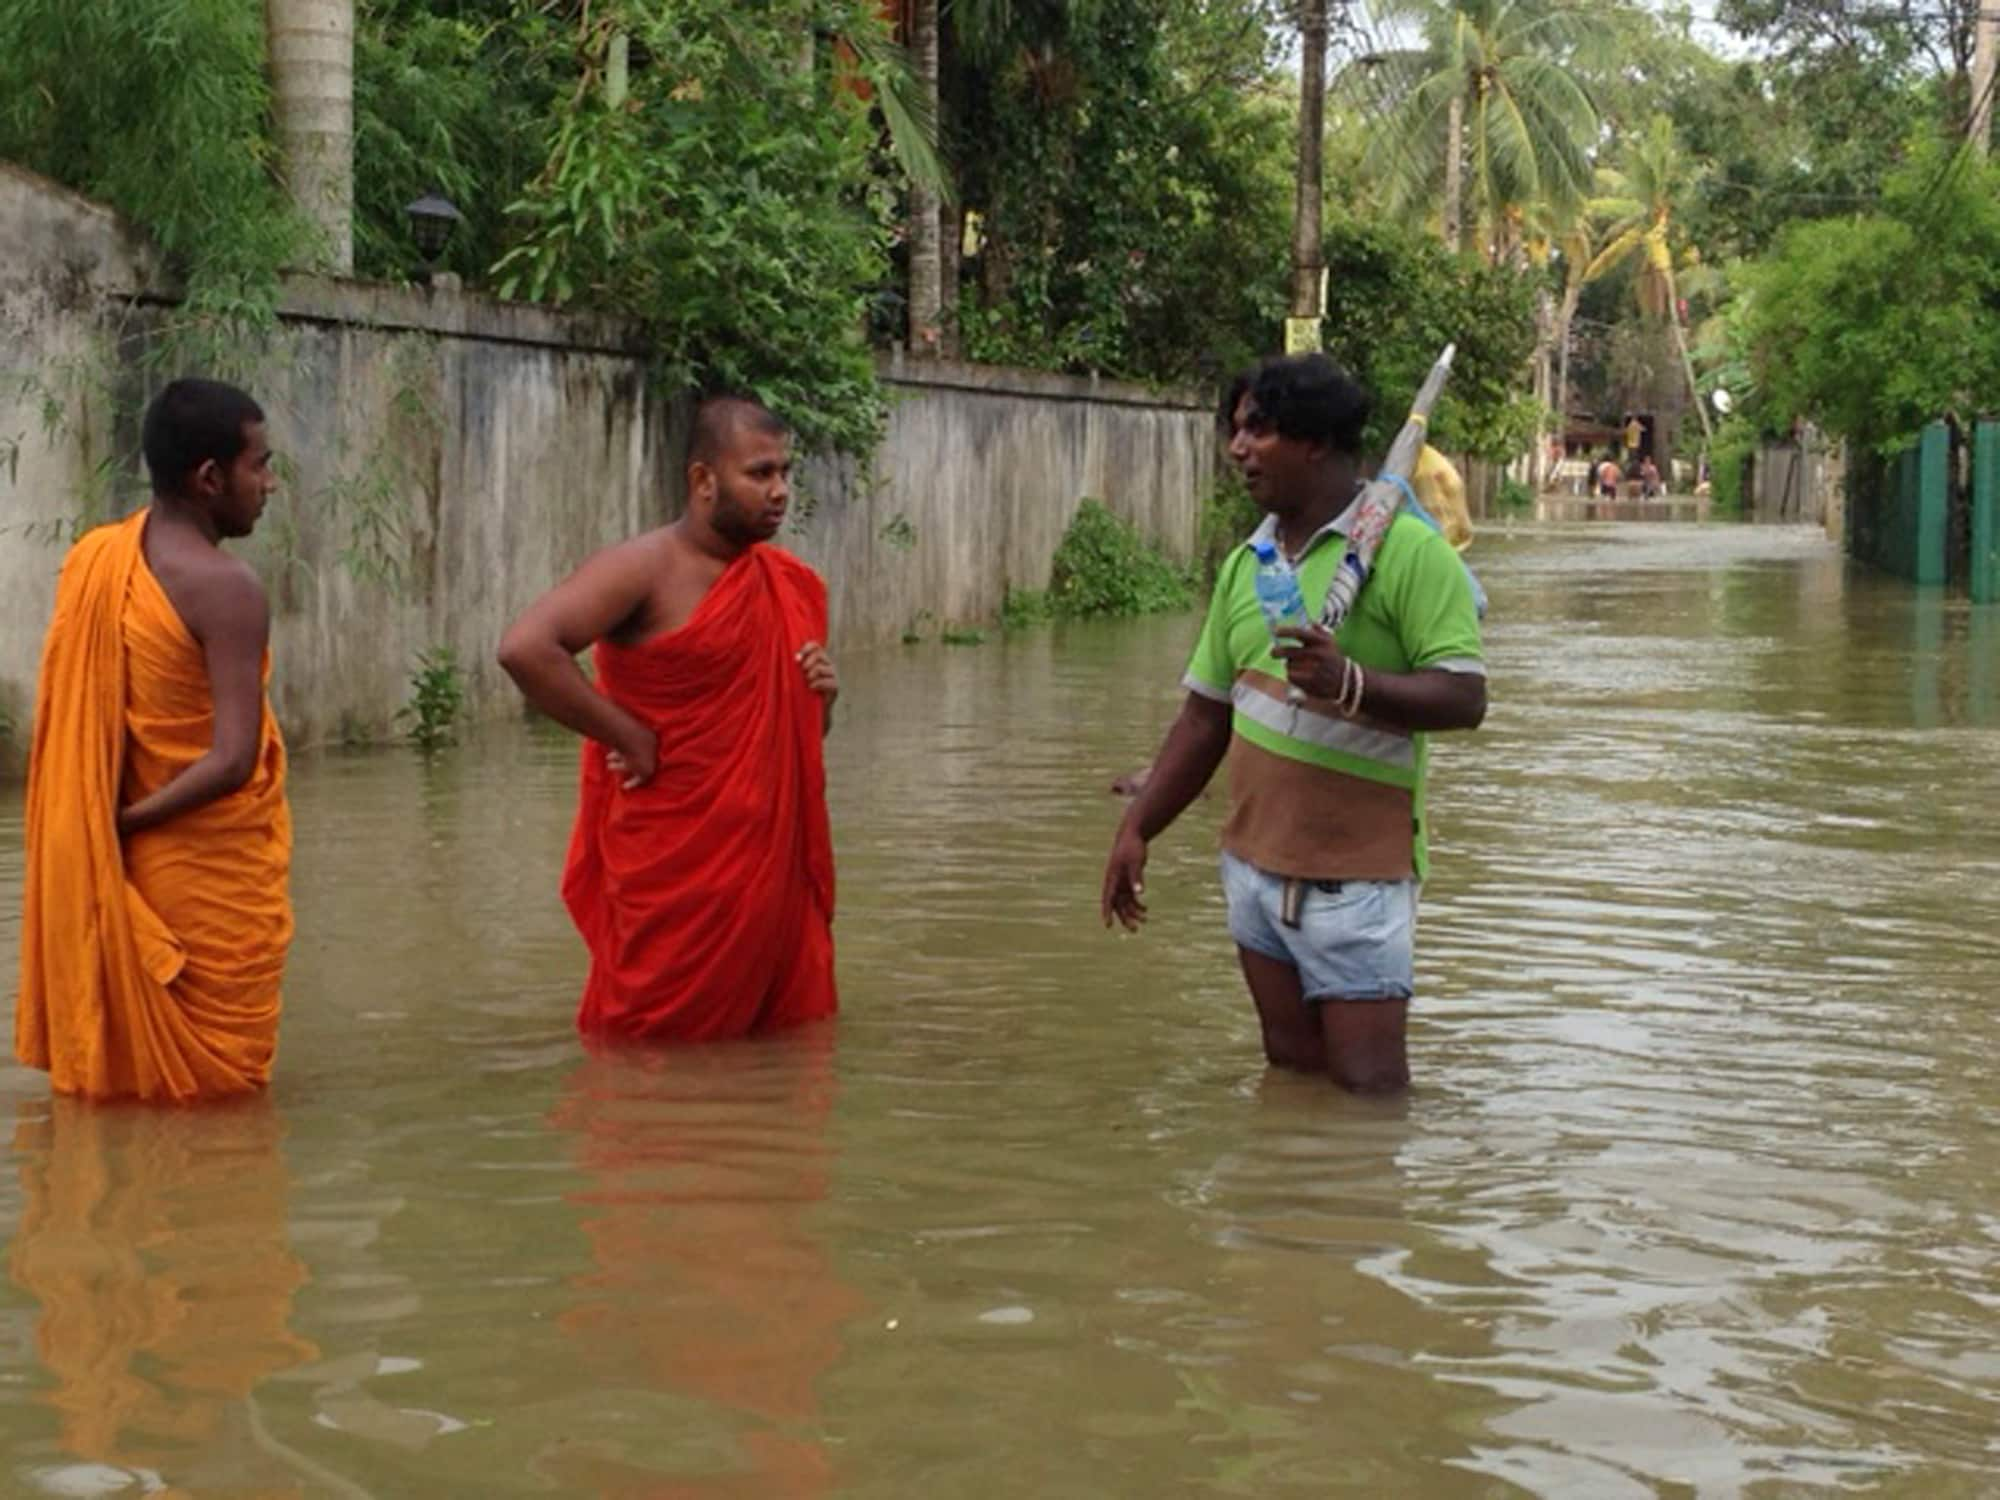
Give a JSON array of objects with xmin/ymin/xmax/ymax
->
[{"xmin": 1249, "ymin": 538, "xmax": 1310, "ymax": 642}]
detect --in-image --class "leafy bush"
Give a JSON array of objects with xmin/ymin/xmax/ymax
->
[
  {"xmin": 1198, "ymin": 476, "xmax": 1260, "ymax": 582},
  {"xmin": 952, "ymin": 0, "xmax": 1291, "ymax": 387},
  {"xmin": 489, "ymin": 1, "xmax": 905, "ymax": 456},
  {"xmin": 1048, "ymin": 500, "xmax": 1196, "ymax": 618},
  {"xmin": 0, "ymin": 0, "xmax": 308, "ymax": 345},
  {"xmin": 1496, "ymin": 477, "xmax": 1535, "ymax": 513},
  {"xmin": 1741, "ymin": 145, "xmax": 2000, "ymax": 454},
  {"xmin": 1320, "ymin": 215, "xmax": 1542, "ymax": 463},
  {"xmin": 1707, "ymin": 417, "xmax": 1757, "ymax": 513}
]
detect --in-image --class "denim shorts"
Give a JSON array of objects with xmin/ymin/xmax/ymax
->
[{"xmin": 1220, "ymin": 851, "xmax": 1417, "ymax": 1003}]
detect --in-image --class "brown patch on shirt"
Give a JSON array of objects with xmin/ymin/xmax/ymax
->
[{"xmin": 1220, "ymin": 736, "xmax": 1416, "ymax": 881}]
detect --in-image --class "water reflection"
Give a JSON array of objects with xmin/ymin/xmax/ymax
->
[
  {"xmin": 6, "ymin": 1098, "xmax": 317, "ymax": 1498},
  {"xmin": 540, "ymin": 1029, "xmax": 861, "ymax": 1497}
]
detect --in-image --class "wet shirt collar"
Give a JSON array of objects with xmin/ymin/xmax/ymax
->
[{"xmin": 1247, "ymin": 491, "xmax": 1363, "ymax": 562}]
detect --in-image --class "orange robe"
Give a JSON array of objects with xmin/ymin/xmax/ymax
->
[
  {"xmin": 8, "ymin": 1097, "xmax": 316, "ymax": 1489},
  {"xmin": 561, "ymin": 545, "xmax": 837, "ymax": 1042},
  {"xmin": 15, "ymin": 509, "xmax": 293, "ymax": 1102}
]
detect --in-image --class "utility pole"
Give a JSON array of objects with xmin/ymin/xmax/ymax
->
[
  {"xmin": 1287, "ymin": 0, "xmax": 1332, "ymax": 353},
  {"xmin": 1972, "ymin": 2, "xmax": 1997, "ymax": 156}
]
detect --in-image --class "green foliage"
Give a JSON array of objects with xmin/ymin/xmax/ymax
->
[
  {"xmin": 1319, "ymin": 216, "xmax": 1541, "ymax": 461},
  {"xmin": 951, "ymin": 0, "xmax": 1292, "ymax": 385},
  {"xmin": 900, "ymin": 609, "xmax": 936, "ymax": 644},
  {"xmin": 490, "ymin": 1, "xmax": 901, "ymax": 455},
  {"xmin": 1048, "ymin": 499, "xmax": 1196, "ymax": 618},
  {"xmin": 1198, "ymin": 475, "xmax": 1260, "ymax": 582},
  {"xmin": 396, "ymin": 646, "xmax": 466, "ymax": 753},
  {"xmin": 0, "ymin": 0, "xmax": 309, "ymax": 319},
  {"xmin": 1741, "ymin": 147, "xmax": 2000, "ymax": 453},
  {"xmin": 353, "ymin": 2, "xmax": 556, "ymax": 283},
  {"xmin": 879, "ymin": 514, "xmax": 918, "ymax": 550},
  {"xmin": 940, "ymin": 626, "xmax": 987, "ymax": 646},
  {"xmin": 1707, "ymin": 415, "xmax": 1757, "ymax": 513},
  {"xmin": 999, "ymin": 587, "xmax": 1052, "ymax": 632},
  {"xmin": 1496, "ymin": 476, "xmax": 1534, "ymax": 512}
]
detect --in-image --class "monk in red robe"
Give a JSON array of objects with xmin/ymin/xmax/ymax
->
[
  {"xmin": 16, "ymin": 378, "xmax": 291, "ymax": 1102},
  {"xmin": 499, "ymin": 394, "xmax": 839, "ymax": 1042}
]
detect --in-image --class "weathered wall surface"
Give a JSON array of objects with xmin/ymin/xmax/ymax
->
[
  {"xmin": 0, "ymin": 164, "xmax": 1213, "ymax": 768},
  {"xmin": 792, "ymin": 354, "xmax": 1211, "ymax": 644},
  {"xmin": 0, "ymin": 167, "xmax": 156, "ymax": 764}
]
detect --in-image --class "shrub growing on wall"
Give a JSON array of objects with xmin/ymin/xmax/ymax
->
[
  {"xmin": 0, "ymin": 0, "xmax": 309, "ymax": 319},
  {"xmin": 1048, "ymin": 500, "xmax": 1195, "ymax": 618},
  {"xmin": 491, "ymin": 1, "xmax": 908, "ymax": 456}
]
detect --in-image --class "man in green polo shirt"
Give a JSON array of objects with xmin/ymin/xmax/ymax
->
[{"xmin": 1100, "ymin": 354, "xmax": 1486, "ymax": 1093}]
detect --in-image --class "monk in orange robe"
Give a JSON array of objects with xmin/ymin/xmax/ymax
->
[
  {"xmin": 499, "ymin": 393, "xmax": 838, "ymax": 1042},
  {"xmin": 15, "ymin": 378, "xmax": 292, "ymax": 1102}
]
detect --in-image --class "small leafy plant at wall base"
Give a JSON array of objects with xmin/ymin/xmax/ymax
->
[
  {"xmin": 397, "ymin": 646, "xmax": 465, "ymax": 753},
  {"xmin": 1000, "ymin": 587, "xmax": 1051, "ymax": 632}
]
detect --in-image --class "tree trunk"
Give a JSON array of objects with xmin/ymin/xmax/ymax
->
[
  {"xmin": 939, "ymin": 200, "xmax": 962, "ymax": 357},
  {"xmin": 1530, "ymin": 287, "xmax": 1554, "ymax": 487},
  {"xmin": 1554, "ymin": 279, "xmax": 1581, "ymax": 463},
  {"xmin": 1667, "ymin": 269, "xmax": 1713, "ymax": 445},
  {"xmin": 266, "ymin": 0, "xmax": 354, "ymax": 273},
  {"xmin": 1442, "ymin": 92, "xmax": 1464, "ymax": 254},
  {"xmin": 906, "ymin": 0, "xmax": 943, "ymax": 354},
  {"xmin": 1290, "ymin": 0, "xmax": 1329, "ymax": 322}
]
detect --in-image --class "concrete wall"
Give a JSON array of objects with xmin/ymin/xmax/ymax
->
[
  {"xmin": 790, "ymin": 353, "xmax": 1211, "ymax": 643},
  {"xmin": 0, "ymin": 164, "xmax": 1213, "ymax": 768},
  {"xmin": 1750, "ymin": 436, "xmax": 1837, "ymax": 525},
  {"xmin": 0, "ymin": 168, "xmax": 158, "ymax": 764}
]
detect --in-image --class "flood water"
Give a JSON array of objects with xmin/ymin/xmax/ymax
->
[{"xmin": 0, "ymin": 521, "xmax": 1997, "ymax": 1497}]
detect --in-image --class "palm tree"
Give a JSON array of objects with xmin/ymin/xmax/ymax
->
[
  {"xmin": 1586, "ymin": 114, "xmax": 1713, "ymax": 446},
  {"xmin": 1357, "ymin": 0, "xmax": 1602, "ymax": 261},
  {"xmin": 1520, "ymin": 198, "xmax": 1607, "ymax": 480},
  {"xmin": 818, "ymin": 3, "xmax": 952, "ymax": 352},
  {"xmin": 267, "ymin": 0, "xmax": 355, "ymax": 271}
]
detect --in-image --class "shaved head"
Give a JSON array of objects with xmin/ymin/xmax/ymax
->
[{"xmin": 689, "ymin": 394, "xmax": 789, "ymax": 469}]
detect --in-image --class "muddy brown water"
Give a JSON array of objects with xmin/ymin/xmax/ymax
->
[{"xmin": 0, "ymin": 522, "xmax": 1995, "ymax": 1497}]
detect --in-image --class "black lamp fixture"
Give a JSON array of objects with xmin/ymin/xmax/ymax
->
[{"xmin": 404, "ymin": 191, "xmax": 464, "ymax": 263}]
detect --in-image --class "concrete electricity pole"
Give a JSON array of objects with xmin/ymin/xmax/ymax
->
[
  {"xmin": 1972, "ymin": 1, "xmax": 1997, "ymax": 156},
  {"xmin": 1287, "ymin": 0, "xmax": 1336, "ymax": 353}
]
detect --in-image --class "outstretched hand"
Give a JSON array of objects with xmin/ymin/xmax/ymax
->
[{"xmin": 1101, "ymin": 825, "xmax": 1150, "ymax": 932}]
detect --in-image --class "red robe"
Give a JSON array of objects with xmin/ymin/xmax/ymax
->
[{"xmin": 561, "ymin": 545, "xmax": 837, "ymax": 1041}]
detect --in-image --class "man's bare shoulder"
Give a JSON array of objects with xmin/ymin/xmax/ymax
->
[
  {"xmin": 574, "ymin": 526, "xmax": 683, "ymax": 583},
  {"xmin": 170, "ymin": 547, "xmax": 269, "ymax": 640}
]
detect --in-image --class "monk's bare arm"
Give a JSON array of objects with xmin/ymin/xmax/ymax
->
[
  {"xmin": 117, "ymin": 562, "xmax": 269, "ymax": 837},
  {"xmin": 497, "ymin": 542, "xmax": 659, "ymax": 779}
]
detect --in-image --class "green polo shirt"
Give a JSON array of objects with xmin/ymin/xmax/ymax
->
[{"xmin": 1183, "ymin": 504, "xmax": 1484, "ymax": 881}]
